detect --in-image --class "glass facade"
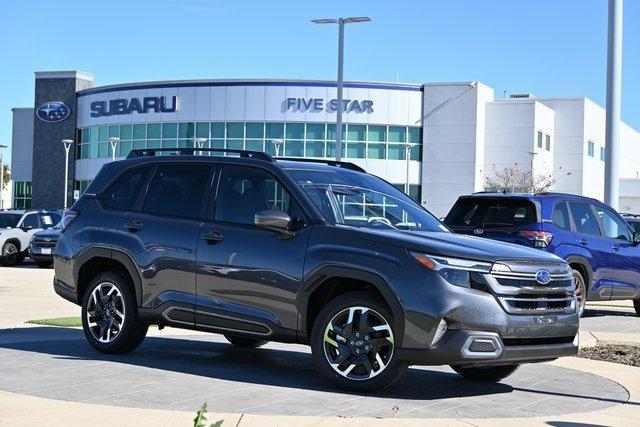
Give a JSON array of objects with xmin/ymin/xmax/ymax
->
[
  {"xmin": 13, "ymin": 181, "xmax": 32, "ymax": 209},
  {"xmin": 77, "ymin": 122, "xmax": 423, "ymax": 162}
]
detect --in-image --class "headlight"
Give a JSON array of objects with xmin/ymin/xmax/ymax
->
[{"xmin": 412, "ymin": 253, "xmax": 492, "ymax": 287}]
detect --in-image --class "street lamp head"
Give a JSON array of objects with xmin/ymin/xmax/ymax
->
[
  {"xmin": 61, "ymin": 139, "xmax": 73, "ymax": 144},
  {"xmin": 0, "ymin": 144, "xmax": 7, "ymax": 149},
  {"xmin": 108, "ymin": 137, "xmax": 120, "ymax": 143},
  {"xmin": 311, "ymin": 18, "xmax": 338, "ymax": 24},
  {"xmin": 344, "ymin": 17, "xmax": 372, "ymax": 23}
]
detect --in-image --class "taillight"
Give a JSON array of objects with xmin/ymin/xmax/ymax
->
[
  {"xmin": 518, "ymin": 230, "xmax": 553, "ymax": 248},
  {"xmin": 61, "ymin": 209, "xmax": 79, "ymax": 231}
]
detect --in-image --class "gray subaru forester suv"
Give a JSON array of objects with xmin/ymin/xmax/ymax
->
[{"xmin": 53, "ymin": 148, "xmax": 579, "ymax": 392}]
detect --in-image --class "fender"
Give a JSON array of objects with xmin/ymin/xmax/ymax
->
[
  {"xmin": 298, "ymin": 264, "xmax": 405, "ymax": 346},
  {"xmin": 565, "ymin": 254, "xmax": 594, "ymax": 292},
  {"xmin": 73, "ymin": 245, "xmax": 143, "ymax": 306}
]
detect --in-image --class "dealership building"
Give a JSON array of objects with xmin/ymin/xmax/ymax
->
[{"xmin": 9, "ymin": 70, "xmax": 640, "ymax": 217}]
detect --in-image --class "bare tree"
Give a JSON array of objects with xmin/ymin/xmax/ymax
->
[{"xmin": 482, "ymin": 163, "xmax": 571, "ymax": 194}]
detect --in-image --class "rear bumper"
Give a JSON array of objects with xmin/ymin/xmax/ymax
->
[
  {"xmin": 397, "ymin": 329, "xmax": 579, "ymax": 366},
  {"xmin": 53, "ymin": 277, "xmax": 79, "ymax": 305}
]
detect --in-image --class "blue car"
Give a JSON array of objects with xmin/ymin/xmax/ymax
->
[{"xmin": 444, "ymin": 192, "xmax": 640, "ymax": 317}]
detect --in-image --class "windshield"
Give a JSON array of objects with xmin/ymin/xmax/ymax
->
[
  {"xmin": 288, "ymin": 169, "xmax": 445, "ymax": 232},
  {"xmin": 0, "ymin": 214, "xmax": 22, "ymax": 229}
]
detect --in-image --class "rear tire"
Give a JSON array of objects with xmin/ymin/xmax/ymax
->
[
  {"xmin": 634, "ymin": 299, "xmax": 640, "ymax": 317},
  {"xmin": 572, "ymin": 268, "xmax": 587, "ymax": 317},
  {"xmin": 224, "ymin": 335, "xmax": 268, "ymax": 348},
  {"xmin": 451, "ymin": 364, "xmax": 520, "ymax": 382},
  {"xmin": 311, "ymin": 292, "xmax": 408, "ymax": 393},
  {"xmin": 81, "ymin": 271, "xmax": 147, "ymax": 354},
  {"xmin": 1, "ymin": 242, "xmax": 21, "ymax": 266}
]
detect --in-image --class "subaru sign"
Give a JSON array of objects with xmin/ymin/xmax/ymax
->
[
  {"xmin": 90, "ymin": 96, "xmax": 177, "ymax": 118},
  {"xmin": 285, "ymin": 98, "xmax": 374, "ymax": 113},
  {"xmin": 36, "ymin": 101, "xmax": 71, "ymax": 123}
]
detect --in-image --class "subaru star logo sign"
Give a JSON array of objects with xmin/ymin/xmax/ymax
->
[
  {"xmin": 36, "ymin": 101, "xmax": 71, "ymax": 123},
  {"xmin": 535, "ymin": 269, "xmax": 552, "ymax": 285}
]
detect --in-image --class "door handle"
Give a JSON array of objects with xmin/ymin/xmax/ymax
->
[
  {"xmin": 202, "ymin": 230, "xmax": 224, "ymax": 244},
  {"xmin": 578, "ymin": 239, "xmax": 588, "ymax": 246},
  {"xmin": 124, "ymin": 220, "xmax": 143, "ymax": 232}
]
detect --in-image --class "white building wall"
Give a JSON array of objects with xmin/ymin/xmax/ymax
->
[
  {"xmin": 10, "ymin": 108, "xmax": 34, "ymax": 182},
  {"xmin": 582, "ymin": 99, "xmax": 606, "ymax": 200},
  {"xmin": 484, "ymin": 99, "xmax": 554, "ymax": 188},
  {"xmin": 620, "ymin": 179, "xmax": 640, "ymax": 213},
  {"xmin": 539, "ymin": 99, "xmax": 587, "ymax": 197},
  {"xmin": 421, "ymin": 83, "xmax": 492, "ymax": 217}
]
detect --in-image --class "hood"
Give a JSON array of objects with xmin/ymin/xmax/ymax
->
[
  {"xmin": 355, "ymin": 228, "xmax": 562, "ymax": 263},
  {"xmin": 33, "ymin": 228, "xmax": 61, "ymax": 239}
]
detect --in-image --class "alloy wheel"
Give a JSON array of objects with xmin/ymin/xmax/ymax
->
[
  {"xmin": 86, "ymin": 282, "xmax": 126, "ymax": 343},
  {"xmin": 323, "ymin": 306, "xmax": 394, "ymax": 381},
  {"xmin": 3, "ymin": 243, "xmax": 18, "ymax": 264}
]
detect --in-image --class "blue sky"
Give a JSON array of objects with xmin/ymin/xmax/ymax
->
[{"xmin": 1, "ymin": 0, "xmax": 638, "ymax": 162}]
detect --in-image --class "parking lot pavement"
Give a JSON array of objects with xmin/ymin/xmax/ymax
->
[
  {"xmin": 0, "ymin": 262, "xmax": 77, "ymax": 329},
  {"xmin": 0, "ymin": 325, "xmax": 631, "ymax": 420}
]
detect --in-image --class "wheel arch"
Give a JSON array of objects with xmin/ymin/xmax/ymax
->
[
  {"xmin": 74, "ymin": 247, "xmax": 143, "ymax": 306},
  {"xmin": 299, "ymin": 265, "xmax": 405, "ymax": 345},
  {"xmin": 565, "ymin": 255, "xmax": 593, "ymax": 293}
]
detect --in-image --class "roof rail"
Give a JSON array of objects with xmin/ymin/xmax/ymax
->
[
  {"xmin": 126, "ymin": 148, "xmax": 273, "ymax": 162},
  {"xmin": 275, "ymin": 157, "xmax": 366, "ymax": 173}
]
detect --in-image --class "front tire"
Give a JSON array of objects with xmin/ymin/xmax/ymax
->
[
  {"xmin": 572, "ymin": 268, "xmax": 587, "ymax": 317},
  {"xmin": 634, "ymin": 299, "xmax": 640, "ymax": 316},
  {"xmin": 81, "ymin": 271, "xmax": 147, "ymax": 354},
  {"xmin": 224, "ymin": 335, "xmax": 268, "ymax": 348},
  {"xmin": 311, "ymin": 292, "xmax": 408, "ymax": 393},
  {"xmin": 451, "ymin": 364, "xmax": 520, "ymax": 382},
  {"xmin": 1, "ymin": 242, "xmax": 21, "ymax": 266}
]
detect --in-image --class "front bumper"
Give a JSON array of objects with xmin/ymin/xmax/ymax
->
[{"xmin": 397, "ymin": 329, "xmax": 578, "ymax": 365}]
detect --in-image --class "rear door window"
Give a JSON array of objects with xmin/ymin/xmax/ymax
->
[
  {"xmin": 143, "ymin": 164, "xmax": 211, "ymax": 219},
  {"xmin": 568, "ymin": 203, "xmax": 601, "ymax": 236},
  {"xmin": 445, "ymin": 198, "xmax": 537, "ymax": 228}
]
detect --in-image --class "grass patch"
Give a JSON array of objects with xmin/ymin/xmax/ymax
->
[
  {"xmin": 579, "ymin": 344, "xmax": 640, "ymax": 367},
  {"xmin": 27, "ymin": 316, "xmax": 82, "ymax": 328}
]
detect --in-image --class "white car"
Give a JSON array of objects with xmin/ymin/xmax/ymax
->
[{"xmin": 0, "ymin": 210, "xmax": 61, "ymax": 266}]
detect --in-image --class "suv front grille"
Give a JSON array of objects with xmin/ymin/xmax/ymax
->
[
  {"xmin": 485, "ymin": 260, "xmax": 575, "ymax": 315},
  {"xmin": 32, "ymin": 238, "xmax": 58, "ymax": 248}
]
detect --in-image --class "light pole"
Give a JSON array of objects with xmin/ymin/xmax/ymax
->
[
  {"xmin": 403, "ymin": 143, "xmax": 415, "ymax": 196},
  {"xmin": 604, "ymin": 0, "xmax": 623, "ymax": 209},
  {"xmin": 312, "ymin": 16, "xmax": 372, "ymax": 162},
  {"xmin": 271, "ymin": 139, "xmax": 284, "ymax": 157},
  {"xmin": 195, "ymin": 138, "xmax": 207, "ymax": 156},
  {"xmin": 108, "ymin": 137, "xmax": 120, "ymax": 162},
  {"xmin": 0, "ymin": 144, "xmax": 7, "ymax": 209},
  {"xmin": 61, "ymin": 139, "xmax": 73, "ymax": 210}
]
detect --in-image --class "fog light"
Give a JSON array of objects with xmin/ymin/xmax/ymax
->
[{"xmin": 430, "ymin": 319, "xmax": 448, "ymax": 348}]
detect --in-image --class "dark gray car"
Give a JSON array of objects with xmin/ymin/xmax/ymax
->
[{"xmin": 53, "ymin": 149, "xmax": 579, "ymax": 392}]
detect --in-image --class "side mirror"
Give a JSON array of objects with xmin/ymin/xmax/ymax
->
[
  {"xmin": 254, "ymin": 210, "xmax": 292, "ymax": 235},
  {"xmin": 634, "ymin": 232, "xmax": 640, "ymax": 245},
  {"xmin": 20, "ymin": 225, "xmax": 32, "ymax": 232}
]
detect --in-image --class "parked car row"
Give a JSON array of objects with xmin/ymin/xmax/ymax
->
[{"xmin": 0, "ymin": 210, "xmax": 61, "ymax": 267}]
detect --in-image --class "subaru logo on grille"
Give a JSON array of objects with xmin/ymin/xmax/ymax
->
[
  {"xmin": 473, "ymin": 229, "xmax": 484, "ymax": 235},
  {"xmin": 36, "ymin": 101, "xmax": 71, "ymax": 123},
  {"xmin": 44, "ymin": 238, "xmax": 51, "ymax": 242},
  {"xmin": 535, "ymin": 269, "xmax": 552, "ymax": 285}
]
